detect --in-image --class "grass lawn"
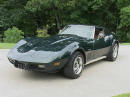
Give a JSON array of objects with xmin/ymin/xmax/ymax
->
[
  {"xmin": 121, "ymin": 43, "xmax": 130, "ymax": 45},
  {"xmin": 0, "ymin": 43, "xmax": 15, "ymax": 49},
  {"xmin": 113, "ymin": 93, "xmax": 130, "ymax": 97}
]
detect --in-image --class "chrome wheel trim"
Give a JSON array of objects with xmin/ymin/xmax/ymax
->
[
  {"xmin": 113, "ymin": 44, "xmax": 118, "ymax": 58},
  {"xmin": 73, "ymin": 56, "xmax": 83, "ymax": 75}
]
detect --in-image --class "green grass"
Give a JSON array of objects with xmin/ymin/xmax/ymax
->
[
  {"xmin": 113, "ymin": 93, "xmax": 130, "ymax": 97},
  {"xmin": 0, "ymin": 43, "xmax": 15, "ymax": 49},
  {"xmin": 121, "ymin": 43, "xmax": 130, "ymax": 45}
]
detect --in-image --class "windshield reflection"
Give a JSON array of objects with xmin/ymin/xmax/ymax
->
[{"xmin": 60, "ymin": 25, "xmax": 95, "ymax": 39}]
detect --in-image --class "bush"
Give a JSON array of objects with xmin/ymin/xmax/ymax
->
[
  {"xmin": 37, "ymin": 28, "xmax": 50, "ymax": 38},
  {"xmin": 4, "ymin": 27, "xmax": 24, "ymax": 43}
]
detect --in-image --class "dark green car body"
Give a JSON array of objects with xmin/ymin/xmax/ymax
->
[{"xmin": 8, "ymin": 25, "xmax": 119, "ymax": 73}]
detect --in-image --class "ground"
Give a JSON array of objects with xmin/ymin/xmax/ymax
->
[{"xmin": 0, "ymin": 45, "xmax": 130, "ymax": 97}]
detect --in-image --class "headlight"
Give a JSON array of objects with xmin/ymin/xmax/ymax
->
[{"xmin": 8, "ymin": 58, "xmax": 15, "ymax": 64}]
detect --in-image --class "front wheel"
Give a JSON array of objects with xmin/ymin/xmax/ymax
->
[
  {"xmin": 63, "ymin": 52, "xmax": 84, "ymax": 79},
  {"xmin": 107, "ymin": 43, "xmax": 119, "ymax": 61}
]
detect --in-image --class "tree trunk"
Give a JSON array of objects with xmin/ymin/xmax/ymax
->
[
  {"xmin": 55, "ymin": 14, "xmax": 61, "ymax": 30},
  {"xmin": 52, "ymin": 1, "xmax": 61, "ymax": 30}
]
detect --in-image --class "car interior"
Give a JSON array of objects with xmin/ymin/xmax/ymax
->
[{"xmin": 95, "ymin": 27, "xmax": 105, "ymax": 39}]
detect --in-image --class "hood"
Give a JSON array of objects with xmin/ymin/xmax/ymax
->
[{"xmin": 17, "ymin": 34, "xmax": 81, "ymax": 53}]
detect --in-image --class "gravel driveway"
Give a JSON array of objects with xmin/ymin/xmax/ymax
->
[{"xmin": 0, "ymin": 45, "xmax": 130, "ymax": 97}]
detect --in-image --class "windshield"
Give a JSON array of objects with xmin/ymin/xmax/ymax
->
[{"xmin": 60, "ymin": 25, "xmax": 95, "ymax": 39}]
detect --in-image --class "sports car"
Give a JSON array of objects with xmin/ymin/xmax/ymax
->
[{"xmin": 8, "ymin": 25, "xmax": 119, "ymax": 79}]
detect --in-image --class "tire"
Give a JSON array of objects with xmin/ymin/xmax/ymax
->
[
  {"xmin": 107, "ymin": 43, "xmax": 119, "ymax": 61},
  {"xmin": 63, "ymin": 51, "xmax": 84, "ymax": 79}
]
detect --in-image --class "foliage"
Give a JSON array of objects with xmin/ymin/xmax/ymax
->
[
  {"xmin": 0, "ymin": 0, "xmax": 27, "ymax": 28},
  {"xmin": 0, "ymin": 0, "xmax": 130, "ymax": 42},
  {"xmin": 117, "ymin": 0, "xmax": 130, "ymax": 8},
  {"xmin": 0, "ymin": 0, "xmax": 37, "ymax": 37},
  {"xmin": 18, "ymin": 12, "xmax": 37, "ymax": 37},
  {"xmin": 37, "ymin": 28, "xmax": 50, "ymax": 37},
  {"xmin": 0, "ymin": 34, "xmax": 2, "ymax": 42},
  {"xmin": 117, "ymin": 6, "xmax": 130, "ymax": 42},
  {"xmin": 25, "ymin": 0, "xmax": 120, "ymax": 32},
  {"xmin": 4, "ymin": 27, "xmax": 24, "ymax": 43}
]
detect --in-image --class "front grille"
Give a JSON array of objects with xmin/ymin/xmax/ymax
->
[
  {"xmin": 18, "ymin": 63, "xmax": 26, "ymax": 69},
  {"xmin": 15, "ymin": 62, "xmax": 38, "ymax": 70}
]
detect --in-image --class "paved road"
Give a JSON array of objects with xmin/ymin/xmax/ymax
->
[{"xmin": 0, "ymin": 45, "xmax": 130, "ymax": 97}]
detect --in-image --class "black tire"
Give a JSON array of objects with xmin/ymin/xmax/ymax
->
[
  {"xmin": 107, "ymin": 43, "xmax": 119, "ymax": 61},
  {"xmin": 63, "ymin": 51, "xmax": 84, "ymax": 79}
]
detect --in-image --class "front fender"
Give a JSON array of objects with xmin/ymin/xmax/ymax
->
[
  {"xmin": 53, "ymin": 42, "xmax": 83, "ymax": 69},
  {"xmin": 55, "ymin": 42, "xmax": 80, "ymax": 61},
  {"xmin": 111, "ymin": 39, "xmax": 119, "ymax": 47},
  {"xmin": 56, "ymin": 42, "xmax": 87, "ymax": 66},
  {"xmin": 110, "ymin": 33, "xmax": 119, "ymax": 47}
]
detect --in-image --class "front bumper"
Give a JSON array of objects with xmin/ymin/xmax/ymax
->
[{"xmin": 8, "ymin": 58, "xmax": 68, "ymax": 73}]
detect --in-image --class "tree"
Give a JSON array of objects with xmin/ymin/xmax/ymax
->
[
  {"xmin": 117, "ymin": 6, "xmax": 130, "ymax": 42},
  {"xmin": 0, "ymin": 0, "xmax": 37, "ymax": 37},
  {"xmin": 25, "ymin": 0, "xmax": 63, "ymax": 32},
  {"xmin": 25, "ymin": 0, "xmax": 121, "ymax": 33},
  {"xmin": 0, "ymin": 0, "xmax": 130, "ymax": 42}
]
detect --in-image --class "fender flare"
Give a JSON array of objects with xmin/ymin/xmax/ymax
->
[
  {"xmin": 112, "ymin": 39, "xmax": 119, "ymax": 47},
  {"xmin": 71, "ymin": 47, "xmax": 86, "ymax": 64},
  {"xmin": 60, "ymin": 42, "xmax": 86, "ymax": 65}
]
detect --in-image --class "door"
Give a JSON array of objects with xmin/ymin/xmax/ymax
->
[
  {"xmin": 80, "ymin": 38, "xmax": 94, "ymax": 62},
  {"xmin": 93, "ymin": 38, "xmax": 106, "ymax": 59},
  {"xmin": 93, "ymin": 27, "xmax": 106, "ymax": 59}
]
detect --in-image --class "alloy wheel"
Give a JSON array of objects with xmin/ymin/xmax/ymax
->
[{"xmin": 73, "ymin": 56, "xmax": 83, "ymax": 74}]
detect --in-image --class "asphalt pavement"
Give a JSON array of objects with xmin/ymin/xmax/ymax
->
[{"xmin": 0, "ymin": 45, "xmax": 130, "ymax": 97}]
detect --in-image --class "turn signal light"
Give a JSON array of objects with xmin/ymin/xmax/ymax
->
[{"xmin": 54, "ymin": 62, "xmax": 61, "ymax": 66}]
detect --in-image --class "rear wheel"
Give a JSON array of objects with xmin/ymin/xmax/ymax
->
[
  {"xmin": 63, "ymin": 52, "xmax": 84, "ymax": 79},
  {"xmin": 107, "ymin": 43, "xmax": 119, "ymax": 61}
]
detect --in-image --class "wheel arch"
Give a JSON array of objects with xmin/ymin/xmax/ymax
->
[
  {"xmin": 112, "ymin": 39, "xmax": 119, "ymax": 47},
  {"xmin": 73, "ymin": 48, "xmax": 86, "ymax": 64},
  {"xmin": 115, "ymin": 40, "xmax": 119, "ymax": 46}
]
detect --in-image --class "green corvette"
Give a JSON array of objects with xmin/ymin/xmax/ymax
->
[{"xmin": 8, "ymin": 25, "xmax": 119, "ymax": 79}]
